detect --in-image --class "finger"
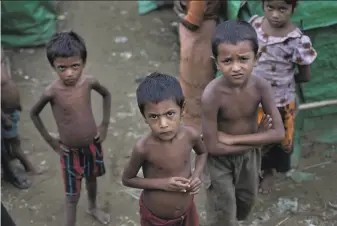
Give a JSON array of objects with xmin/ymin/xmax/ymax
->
[
  {"xmin": 189, "ymin": 188, "xmax": 200, "ymax": 195},
  {"xmin": 174, "ymin": 181, "xmax": 190, "ymax": 189},
  {"xmin": 189, "ymin": 179, "xmax": 201, "ymax": 188},
  {"xmin": 95, "ymin": 132, "xmax": 100, "ymax": 139},
  {"xmin": 173, "ymin": 177, "xmax": 191, "ymax": 183}
]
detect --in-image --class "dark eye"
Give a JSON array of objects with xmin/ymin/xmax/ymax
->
[
  {"xmin": 267, "ymin": 5, "xmax": 273, "ymax": 10},
  {"xmin": 222, "ymin": 58, "xmax": 232, "ymax": 63},
  {"xmin": 167, "ymin": 111, "xmax": 175, "ymax": 117},
  {"xmin": 240, "ymin": 57, "xmax": 249, "ymax": 61},
  {"xmin": 280, "ymin": 7, "xmax": 286, "ymax": 12},
  {"xmin": 149, "ymin": 115, "xmax": 158, "ymax": 119},
  {"xmin": 72, "ymin": 64, "xmax": 80, "ymax": 69},
  {"xmin": 57, "ymin": 66, "xmax": 65, "ymax": 71}
]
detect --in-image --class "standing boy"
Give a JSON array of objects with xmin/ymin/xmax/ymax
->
[
  {"xmin": 30, "ymin": 31, "xmax": 111, "ymax": 226},
  {"xmin": 122, "ymin": 72, "xmax": 207, "ymax": 226},
  {"xmin": 202, "ymin": 20, "xmax": 285, "ymax": 226}
]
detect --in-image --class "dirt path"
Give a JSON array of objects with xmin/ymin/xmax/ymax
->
[{"xmin": 1, "ymin": 2, "xmax": 337, "ymax": 226}]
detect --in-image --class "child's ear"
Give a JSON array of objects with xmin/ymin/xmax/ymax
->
[
  {"xmin": 253, "ymin": 53, "xmax": 260, "ymax": 67},
  {"xmin": 211, "ymin": 56, "xmax": 219, "ymax": 70},
  {"xmin": 181, "ymin": 101, "xmax": 186, "ymax": 117}
]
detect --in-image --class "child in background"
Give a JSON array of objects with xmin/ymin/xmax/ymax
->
[
  {"xmin": 122, "ymin": 72, "xmax": 207, "ymax": 226},
  {"xmin": 1, "ymin": 49, "xmax": 42, "ymax": 181},
  {"xmin": 249, "ymin": 0, "xmax": 317, "ymax": 193}
]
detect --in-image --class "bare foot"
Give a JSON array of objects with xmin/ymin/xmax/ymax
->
[
  {"xmin": 27, "ymin": 165, "xmax": 47, "ymax": 176},
  {"xmin": 86, "ymin": 208, "xmax": 110, "ymax": 225},
  {"xmin": 259, "ymin": 172, "xmax": 274, "ymax": 194}
]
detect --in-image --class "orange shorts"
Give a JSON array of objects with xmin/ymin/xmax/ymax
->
[{"xmin": 258, "ymin": 102, "xmax": 296, "ymax": 154}]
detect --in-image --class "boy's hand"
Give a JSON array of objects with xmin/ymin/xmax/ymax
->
[
  {"xmin": 258, "ymin": 114, "xmax": 272, "ymax": 133},
  {"xmin": 218, "ymin": 133, "xmax": 235, "ymax": 145},
  {"xmin": 188, "ymin": 176, "xmax": 202, "ymax": 195},
  {"xmin": 49, "ymin": 133, "xmax": 64, "ymax": 156},
  {"xmin": 160, "ymin": 177, "xmax": 190, "ymax": 192},
  {"xmin": 96, "ymin": 125, "xmax": 108, "ymax": 143}
]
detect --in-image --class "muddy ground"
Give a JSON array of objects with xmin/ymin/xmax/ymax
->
[{"xmin": 1, "ymin": 1, "xmax": 337, "ymax": 226}]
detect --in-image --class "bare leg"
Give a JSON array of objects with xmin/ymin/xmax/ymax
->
[
  {"xmin": 85, "ymin": 178, "xmax": 110, "ymax": 224},
  {"xmin": 259, "ymin": 169, "xmax": 274, "ymax": 194},
  {"xmin": 8, "ymin": 136, "xmax": 43, "ymax": 175},
  {"xmin": 65, "ymin": 194, "xmax": 80, "ymax": 226}
]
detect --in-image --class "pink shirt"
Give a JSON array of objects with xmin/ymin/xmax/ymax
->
[{"xmin": 249, "ymin": 15, "xmax": 317, "ymax": 107}]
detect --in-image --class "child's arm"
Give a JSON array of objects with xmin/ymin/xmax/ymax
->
[
  {"xmin": 295, "ymin": 65, "xmax": 312, "ymax": 83},
  {"xmin": 1, "ymin": 110, "xmax": 12, "ymax": 128},
  {"xmin": 89, "ymin": 77, "xmax": 111, "ymax": 142},
  {"xmin": 180, "ymin": 1, "xmax": 206, "ymax": 31},
  {"xmin": 293, "ymin": 35, "xmax": 317, "ymax": 83},
  {"xmin": 122, "ymin": 140, "xmax": 190, "ymax": 192},
  {"xmin": 30, "ymin": 88, "xmax": 59, "ymax": 152},
  {"xmin": 222, "ymin": 77, "xmax": 285, "ymax": 146},
  {"xmin": 201, "ymin": 86, "xmax": 255, "ymax": 155},
  {"xmin": 190, "ymin": 129, "xmax": 207, "ymax": 178},
  {"xmin": 188, "ymin": 129, "xmax": 207, "ymax": 195}
]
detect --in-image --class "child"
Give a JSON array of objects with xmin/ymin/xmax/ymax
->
[
  {"xmin": 30, "ymin": 31, "xmax": 111, "ymax": 226},
  {"xmin": 201, "ymin": 20, "xmax": 285, "ymax": 226},
  {"xmin": 122, "ymin": 72, "xmax": 207, "ymax": 226},
  {"xmin": 1, "ymin": 49, "xmax": 41, "ymax": 180},
  {"xmin": 249, "ymin": 0, "xmax": 317, "ymax": 194}
]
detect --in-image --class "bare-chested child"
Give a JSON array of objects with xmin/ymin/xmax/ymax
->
[
  {"xmin": 201, "ymin": 20, "xmax": 285, "ymax": 226},
  {"xmin": 122, "ymin": 72, "xmax": 207, "ymax": 226},
  {"xmin": 1, "ymin": 49, "xmax": 41, "ymax": 188},
  {"xmin": 30, "ymin": 31, "xmax": 111, "ymax": 226}
]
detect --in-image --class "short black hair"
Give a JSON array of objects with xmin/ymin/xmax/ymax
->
[
  {"xmin": 46, "ymin": 30, "xmax": 87, "ymax": 67},
  {"xmin": 136, "ymin": 72, "xmax": 185, "ymax": 116},
  {"xmin": 262, "ymin": 0, "xmax": 298, "ymax": 10},
  {"xmin": 212, "ymin": 20, "xmax": 259, "ymax": 58}
]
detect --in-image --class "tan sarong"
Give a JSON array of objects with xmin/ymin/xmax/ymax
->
[{"xmin": 179, "ymin": 20, "xmax": 216, "ymax": 132}]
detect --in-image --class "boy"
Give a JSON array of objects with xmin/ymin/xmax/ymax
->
[
  {"xmin": 1, "ymin": 49, "xmax": 41, "ymax": 183},
  {"xmin": 201, "ymin": 20, "xmax": 285, "ymax": 226},
  {"xmin": 122, "ymin": 72, "xmax": 207, "ymax": 226},
  {"xmin": 30, "ymin": 31, "xmax": 111, "ymax": 226}
]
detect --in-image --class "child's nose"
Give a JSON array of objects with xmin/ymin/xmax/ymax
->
[{"xmin": 159, "ymin": 117, "xmax": 168, "ymax": 128}]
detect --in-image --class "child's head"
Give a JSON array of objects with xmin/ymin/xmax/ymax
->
[
  {"xmin": 136, "ymin": 72, "xmax": 184, "ymax": 141},
  {"xmin": 262, "ymin": 0, "xmax": 298, "ymax": 28},
  {"xmin": 212, "ymin": 20, "xmax": 258, "ymax": 86},
  {"xmin": 46, "ymin": 31, "xmax": 87, "ymax": 86}
]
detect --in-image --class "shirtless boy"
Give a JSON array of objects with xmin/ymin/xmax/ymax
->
[
  {"xmin": 30, "ymin": 31, "xmax": 111, "ymax": 226},
  {"xmin": 1, "ymin": 49, "xmax": 41, "ymax": 189},
  {"xmin": 122, "ymin": 72, "xmax": 207, "ymax": 226},
  {"xmin": 202, "ymin": 20, "xmax": 285, "ymax": 226}
]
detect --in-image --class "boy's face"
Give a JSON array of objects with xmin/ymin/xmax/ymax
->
[
  {"xmin": 263, "ymin": 0, "xmax": 293, "ymax": 28},
  {"xmin": 53, "ymin": 56, "xmax": 84, "ymax": 86},
  {"xmin": 143, "ymin": 99, "xmax": 182, "ymax": 141},
  {"xmin": 216, "ymin": 41, "xmax": 257, "ymax": 86}
]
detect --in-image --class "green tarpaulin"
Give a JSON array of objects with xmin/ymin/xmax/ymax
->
[{"xmin": 1, "ymin": 1, "xmax": 56, "ymax": 47}]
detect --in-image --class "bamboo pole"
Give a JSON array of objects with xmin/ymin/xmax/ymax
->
[{"xmin": 298, "ymin": 99, "xmax": 337, "ymax": 110}]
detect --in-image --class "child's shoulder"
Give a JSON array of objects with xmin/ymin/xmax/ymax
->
[
  {"xmin": 250, "ymin": 75, "xmax": 271, "ymax": 92},
  {"xmin": 203, "ymin": 77, "xmax": 222, "ymax": 97},
  {"xmin": 181, "ymin": 125, "xmax": 200, "ymax": 141},
  {"xmin": 133, "ymin": 133, "xmax": 152, "ymax": 154}
]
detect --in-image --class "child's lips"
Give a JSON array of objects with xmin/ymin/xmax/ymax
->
[{"xmin": 232, "ymin": 74, "xmax": 243, "ymax": 79}]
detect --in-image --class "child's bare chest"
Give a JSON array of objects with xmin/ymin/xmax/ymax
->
[
  {"xmin": 219, "ymin": 89, "xmax": 260, "ymax": 120},
  {"xmin": 53, "ymin": 86, "xmax": 91, "ymax": 113},
  {"xmin": 146, "ymin": 143, "xmax": 193, "ymax": 173}
]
